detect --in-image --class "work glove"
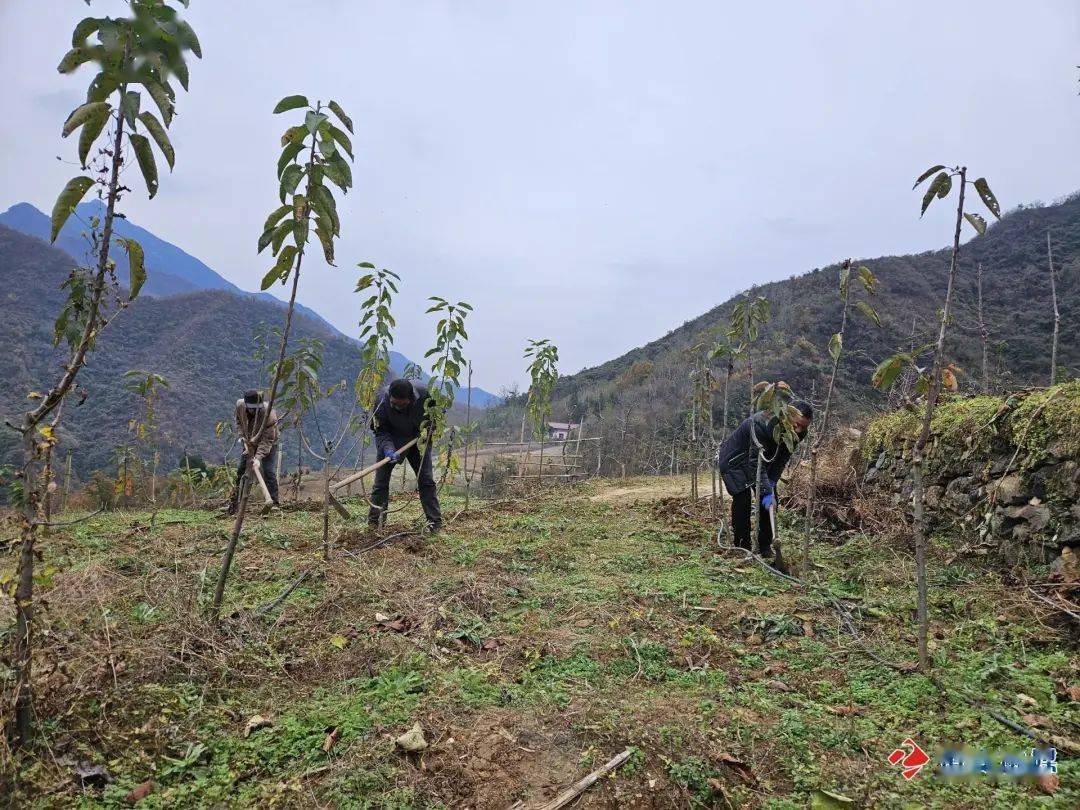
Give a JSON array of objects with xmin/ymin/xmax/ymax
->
[
  {"xmin": 762, "ymin": 492, "xmax": 775, "ymax": 509},
  {"xmin": 384, "ymin": 449, "xmax": 399, "ymax": 465}
]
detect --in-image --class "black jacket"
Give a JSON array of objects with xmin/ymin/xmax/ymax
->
[
  {"xmin": 716, "ymin": 412, "xmax": 804, "ymax": 496},
  {"xmin": 370, "ymin": 382, "xmax": 433, "ymax": 456}
]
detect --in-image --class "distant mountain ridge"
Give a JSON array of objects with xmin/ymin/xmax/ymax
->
[{"xmin": 0, "ymin": 201, "xmax": 500, "ymax": 407}]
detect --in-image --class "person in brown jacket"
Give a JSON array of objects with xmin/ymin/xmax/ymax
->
[{"xmin": 227, "ymin": 389, "xmax": 281, "ymax": 513}]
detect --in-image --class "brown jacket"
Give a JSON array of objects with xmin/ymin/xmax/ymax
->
[{"xmin": 235, "ymin": 400, "xmax": 280, "ymax": 459}]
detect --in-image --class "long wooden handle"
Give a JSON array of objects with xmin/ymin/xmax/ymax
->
[
  {"xmin": 251, "ymin": 460, "xmax": 274, "ymax": 505},
  {"xmin": 330, "ymin": 437, "xmax": 420, "ymax": 492}
]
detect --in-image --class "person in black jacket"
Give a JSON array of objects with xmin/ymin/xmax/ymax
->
[
  {"xmin": 716, "ymin": 401, "xmax": 812, "ymax": 558},
  {"xmin": 368, "ymin": 378, "xmax": 442, "ymax": 531}
]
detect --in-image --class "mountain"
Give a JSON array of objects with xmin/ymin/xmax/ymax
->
[
  {"xmin": 483, "ymin": 194, "xmax": 1079, "ymax": 466},
  {"xmin": 0, "ymin": 224, "xmax": 491, "ymax": 479},
  {"xmin": 0, "ymin": 201, "xmax": 500, "ymax": 408}
]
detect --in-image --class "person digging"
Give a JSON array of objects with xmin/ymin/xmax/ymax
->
[
  {"xmin": 227, "ymin": 389, "xmax": 281, "ymax": 514},
  {"xmin": 368, "ymin": 378, "xmax": 442, "ymax": 533},
  {"xmin": 716, "ymin": 401, "xmax": 812, "ymax": 571}
]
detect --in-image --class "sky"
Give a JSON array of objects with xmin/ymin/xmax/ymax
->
[{"xmin": 2, "ymin": 1, "xmax": 1079, "ymax": 391}]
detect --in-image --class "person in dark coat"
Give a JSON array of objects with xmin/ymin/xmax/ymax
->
[
  {"xmin": 716, "ymin": 401, "xmax": 812, "ymax": 557},
  {"xmin": 368, "ymin": 378, "xmax": 442, "ymax": 531}
]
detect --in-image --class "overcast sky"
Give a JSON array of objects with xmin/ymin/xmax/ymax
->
[{"xmin": 2, "ymin": 1, "xmax": 1078, "ymax": 391}]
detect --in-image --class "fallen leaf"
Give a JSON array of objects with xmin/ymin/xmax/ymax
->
[
  {"xmin": 1016, "ymin": 693, "xmax": 1038, "ymax": 708},
  {"xmin": 1021, "ymin": 713, "xmax": 1049, "ymax": 728},
  {"xmin": 1065, "ymin": 685, "xmax": 1080, "ymax": 702},
  {"xmin": 384, "ymin": 619, "xmax": 408, "ymax": 633},
  {"xmin": 244, "ymin": 714, "xmax": 272, "ymax": 737},
  {"xmin": 329, "ymin": 635, "xmax": 349, "ymax": 649},
  {"xmin": 396, "ymin": 721, "xmax": 427, "ymax": 752},
  {"xmin": 811, "ymin": 788, "xmax": 854, "ymax": 808},
  {"xmin": 802, "ymin": 620, "xmax": 814, "ymax": 637},
  {"xmin": 767, "ymin": 679, "xmax": 793, "ymax": 693},
  {"xmin": 74, "ymin": 761, "xmax": 111, "ymax": 787},
  {"xmin": 125, "ymin": 780, "xmax": 153, "ymax": 803},
  {"xmin": 827, "ymin": 705, "xmax": 861, "ymax": 717},
  {"xmin": 322, "ymin": 727, "xmax": 340, "ymax": 753},
  {"xmin": 716, "ymin": 752, "xmax": 757, "ymax": 786},
  {"xmin": 1037, "ymin": 773, "xmax": 1059, "ymax": 795}
]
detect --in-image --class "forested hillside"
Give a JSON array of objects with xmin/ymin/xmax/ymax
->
[
  {"xmin": 485, "ymin": 195, "xmax": 1079, "ymax": 469},
  {"xmin": 0, "ymin": 225, "xmax": 463, "ymax": 480}
]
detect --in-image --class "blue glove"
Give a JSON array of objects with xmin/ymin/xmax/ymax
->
[
  {"xmin": 384, "ymin": 449, "xmax": 399, "ymax": 464},
  {"xmin": 762, "ymin": 492, "xmax": 775, "ymax": 509}
]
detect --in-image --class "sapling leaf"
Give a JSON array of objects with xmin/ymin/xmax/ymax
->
[
  {"xmin": 277, "ymin": 141, "xmax": 304, "ymax": 179},
  {"xmin": 138, "ymin": 111, "xmax": 175, "ymax": 170},
  {"xmin": 856, "ymin": 300, "xmax": 882, "ymax": 327},
  {"xmin": 973, "ymin": 178, "xmax": 1001, "ymax": 218},
  {"xmin": 77, "ymin": 104, "xmax": 111, "ymax": 168},
  {"xmin": 129, "ymin": 133, "xmax": 159, "ymax": 198},
  {"xmin": 117, "ymin": 237, "xmax": 147, "ymax": 299},
  {"xmin": 963, "ymin": 212, "xmax": 987, "ymax": 235},
  {"xmin": 62, "ymin": 101, "xmax": 110, "ymax": 138},
  {"xmin": 913, "ymin": 164, "xmax": 946, "ymax": 188},
  {"xmin": 50, "ymin": 176, "xmax": 95, "ymax": 242},
  {"xmin": 328, "ymin": 100, "xmax": 353, "ymax": 133},
  {"xmin": 828, "ymin": 332, "xmax": 842, "ymax": 361},
  {"xmin": 920, "ymin": 172, "xmax": 951, "ymax": 216},
  {"xmin": 273, "ymin": 95, "xmax": 309, "ymax": 114},
  {"xmin": 872, "ymin": 353, "xmax": 908, "ymax": 390}
]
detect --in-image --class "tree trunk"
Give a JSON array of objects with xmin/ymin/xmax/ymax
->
[
  {"xmin": 11, "ymin": 87, "xmax": 129, "ymax": 747},
  {"xmin": 803, "ymin": 282, "xmax": 849, "ymax": 573},
  {"xmin": 464, "ymin": 363, "xmax": 473, "ymax": 511},
  {"xmin": 62, "ymin": 452, "xmax": 72, "ymax": 513},
  {"xmin": 322, "ymin": 461, "xmax": 330, "ymax": 561},
  {"xmin": 977, "ymin": 263, "xmax": 989, "ymax": 394},
  {"xmin": 911, "ymin": 166, "xmax": 967, "ymax": 671},
  {"xmin": 1047, "ymin": 231, "xmax": 1060, "ymax": 386}
]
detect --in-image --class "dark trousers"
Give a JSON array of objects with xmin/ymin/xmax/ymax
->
[
  {"xmin": 233, "ymin": 445, "xmax": 279, "ymax": 504},
  {"xmin": 368, "ymin": 443, "xmax": 442, "ymax": 528},
  {"xmin": 731, "ymin": 487, "xmax": 773, "ymax": 556}
]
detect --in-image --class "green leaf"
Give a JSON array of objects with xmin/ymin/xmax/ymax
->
[
  {"xmin": 973, "ymin": 177, "xmax": 1001, "ymax": 219},
  {"xmin": 57, "ymin": 46, "xmax": 98, "ymax": 74},
  {"xmin": 920, "ymin": 172, "xmax": 951, "ymax": 216},
  {"xmin": 314, "ymin": 215, "xmax": 335, "ymax": 265},
  {"xmin": 129, "ymin": 133, "xmax": 159, "ymax": 198},
  {"xmin": 811, "ymin": 788, "xmax": 854, "ymax": 809},
  {"xmin": 839, "ymin": 264, "xmax": 851, "ymax": 296},
  {"xmin": 137, "ymin": 111, "xmax": 174, "ymax": 170},
  {"xmin": 177, "ymin": 20, "xmax": 202, "ymax": 59},
  {"xmin": 326, "ymin": 124, "xmax": 353, "ymax": 159},
  {"xmin": 293, "ymin": 194, "xmax": 309, "ymax": 246},
  {"xmin": 261, "ymin": 245, "xmax": 297, "ymax": 290},
  {"xmin": 913, "ymin": 164, "xmax": 946, "ymax": 189},
  {"xmin": 86, "ymin": 71, "xmax": 119, "ymax": 103},
  {"xmin": 326, "ymin": 152, "xmax": 353, "ymax": 192},
  {"xmin": 72, "ymin": 17, "xmax": 101, "ymax": 46},
  {"xmin": 172, "ymin": 57, "xmax": 190, "ymax": 93},
  {"xmin": 328, "ymin": 100, "xmax": 353, "ymax": 133},
  {"xmin": 304, "ymin": 110, "xmax": 328, "ymax": 135},
  {"xmin": 273, "ymin": 95, "xmax": 309, "ymax": 114},
  {"xmin": 262, "ymin": 204, "xmax": 291, "ymax": 236},
  {"xmin": 857, "ymin": 265, "xmax": 876, "ymax": 293},
  {"xmin": 318, "ymin": 138, "xmax": 337, "ymax": 159},
  {"xmin": 964, "ymin": 212, "xmax": 987, "ymax": 235},
  {"xmin": 277, "ymin": 141, "xmax": 304, "ymax": 179},
  {"xmin": 120, "ymin": 91, "xmax": 140, "ymax": 129},
  {"xmin": 279, "ymin": 164, "xmax": 304, "ymax": 203},
  {"xmin": 856, "ymin": 300, "xmax": 881, "ymax": 327},
  {"xmin": 280, "ymin": 125, "xmax": 306, "ymax": 147},
  {"xmin": 118, "ymin": 237, "xmax": 147, "ymax": 299},
  {"xmin": 871, "ymin": 353, "xmax": 908, "ymax": 390},
  {"xmin": 145, "ymin": 82, "xmax": 175, "ymax": 127},
  {"xmin": 50, "ymin": 176, "xmax": 95, "ymax": 242},
  {"xmin": 257, "ymin": 227, "xmax": 275, "ymax": 254},
  {"xmin": 270, "ymin": 220, "xmax": 293, "ymax": 255},
  {"xmin": 828, "ymin": 332, "xmax": 842, "ymax": 361},
  {"xmin": 76, "ymin": 104, "xmax": 111, "ymax": 168},
  {"xmin": 62, "ymin": 101, "xmax": 110, "ymax": 137}
]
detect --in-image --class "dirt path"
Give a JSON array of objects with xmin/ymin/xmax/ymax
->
[{"xmin": 587, "ymin": 474, "xmax": 695, "ymax": 503}]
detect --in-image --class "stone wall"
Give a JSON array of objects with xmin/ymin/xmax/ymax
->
[{"xmin": 861, "ymin": 382, "xmax": 1080, "ymax": 562}]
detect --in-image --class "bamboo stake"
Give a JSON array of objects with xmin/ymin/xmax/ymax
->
[{"xmin": 330, "ymin": 437, "xmax": 419, "ymax": 492}]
